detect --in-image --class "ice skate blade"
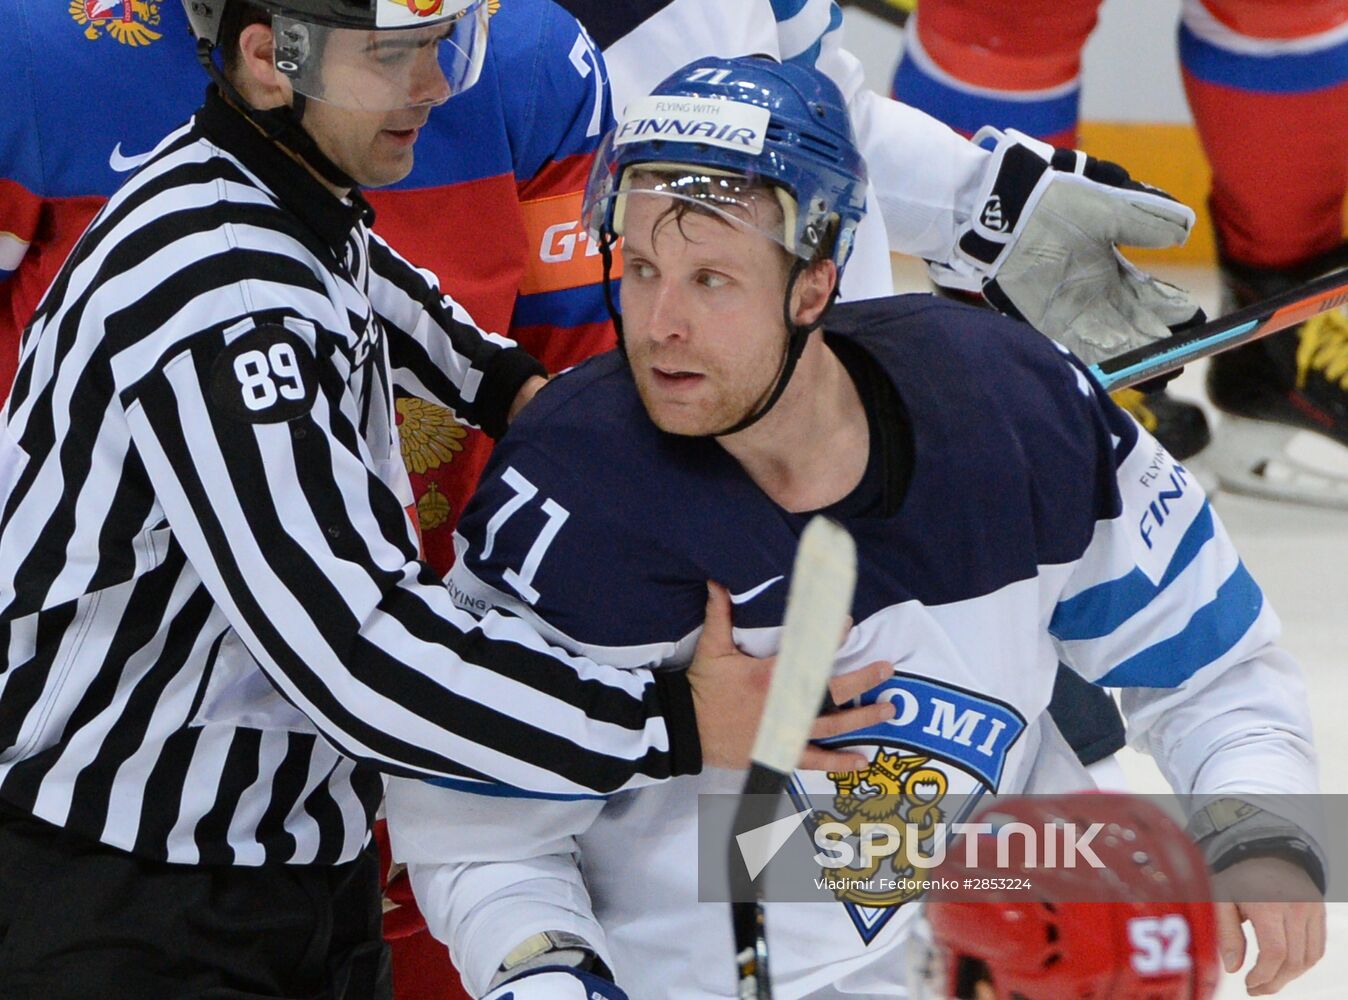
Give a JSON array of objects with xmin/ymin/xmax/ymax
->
[{"xmin": 1209, "ymin": 415, "xmax": 1348, "ymax": 510}]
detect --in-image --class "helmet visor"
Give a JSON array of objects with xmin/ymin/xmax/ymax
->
[
  {"xmin": 582, "ymin": 129, "xmax": 814, "ymax": 262},
  {"xmin": 272, "ymin": 1, "xmax": 488, "ymax": 112}
]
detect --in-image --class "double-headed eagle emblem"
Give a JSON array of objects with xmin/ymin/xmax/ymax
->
[
  {"xmin": 397, "ymin": 398, "xmax": 469, "ymax": 532},
  {"xmin": 70, "ymin": 0, "xmax": 162, "ymax": 45}
]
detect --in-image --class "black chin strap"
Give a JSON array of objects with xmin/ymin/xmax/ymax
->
[
  {"xmin": 195, "ymin": 38, "xmax": 359, "ymax": 192},
  {"xmin": 599, "ymin": 231, "xmax": 625, "ymax": 354},
  {"xmin": 712, "ymin": 259, "xmax": 822, "ymax": 438}
]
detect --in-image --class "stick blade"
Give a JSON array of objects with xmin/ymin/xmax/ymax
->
[{"xmin": 749, "ymin": 516, "xmax": 857, "ymax": 775}]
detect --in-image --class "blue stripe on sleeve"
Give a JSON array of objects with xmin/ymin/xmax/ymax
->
[
  {"xmin": 422, "ymin": 775, "xmax": 608, "ymax": 801},
  {"xmin": 791, "ymin": 38, "xmax": 825, "ymax": 72},
  {"xmin": 891, "ymin": 55, "xmax": 1081, "ymax": 139},
  {"xmin": 784, "ymin": 3, "xmax": 842, "ymax": 70},
  {"xmin": 770, "ymin": 0, "xmax": 812, "ymax": 20},
  {"xmin": 1050, "ymin": 503, "xmax": 1217, "ymax": 642},
  {"xmin": 1096, "ymin": 560, "xmax": 1264, "ymax": 688},
  {"xmin": 1180, "ymin": 23, "xmax": 1348, "ymax": 94}
]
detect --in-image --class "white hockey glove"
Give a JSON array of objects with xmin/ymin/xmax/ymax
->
[
  {"xmin": 483, "ymin": 968, "xmax": 629, "ymax": 1000},
  {"xmin": 932, "ymin": 127, "xmax": 1204, "ymax": 366}
]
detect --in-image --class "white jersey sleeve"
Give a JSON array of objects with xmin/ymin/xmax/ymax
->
[
  {"xmin": 1046, "ymin": 353, "xmax": 1320, "ymax": 829},
  {"xmin": 787, "ymin": 1, "xmax": 990, "ymax": 267},
  {"xmin": 386, "ymin": 777, "xmax": 611, "ymax": 997}
]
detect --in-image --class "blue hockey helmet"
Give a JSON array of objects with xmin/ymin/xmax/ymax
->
[{"xmin": 582, "ymin": 55, "xmax": 869, "ymax": 275}]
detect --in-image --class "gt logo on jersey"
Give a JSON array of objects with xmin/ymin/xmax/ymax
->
[
  {"xmin": 210, "ymin": 323, "xmax": 318, "ymax": 423},
  {"xmin": 519, "ymin": 192, "xmax": 622, "ymax": 296},
  {"xmin": 69, "ymin": 0, "xmax": 162, "ymax": 45},
  {"xmin": 539, "ymin": 221, "xmax": 599, "ymax": 265}
]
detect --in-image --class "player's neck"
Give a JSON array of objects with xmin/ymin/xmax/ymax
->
[{"xmin": 718, "ymin": 339, "xmax": 869, "ymax": 513}]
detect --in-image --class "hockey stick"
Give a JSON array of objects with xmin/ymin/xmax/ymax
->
[
  {"xmin": 1091, "ymin": 266, "xmax": 1348, "ymax": 392},
  {"xmin": 838, "ymin": 0, "xmax": 913, "ymax": 28},
  {"xmin": 730, "ymin": 516, "xmax": 858, "ymax": 1000}
]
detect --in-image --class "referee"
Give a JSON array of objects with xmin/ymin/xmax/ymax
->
[{"xmin": 0, "ymin": 1, "xmax": 884, "ymax": 995}]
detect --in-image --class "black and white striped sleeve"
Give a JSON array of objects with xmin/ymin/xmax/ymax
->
[
  {"xmin": 110, "ymin": 312, "xmax": 699, "ymax": 795},
  {"xmin": 368, "ymin": 233, "xmax": 546, "ymax": 440}
]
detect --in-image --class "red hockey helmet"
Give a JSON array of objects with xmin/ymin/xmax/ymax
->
[{"xmin": 912, "ymin": 794, "xmax": 1220, "ymax": 1000}]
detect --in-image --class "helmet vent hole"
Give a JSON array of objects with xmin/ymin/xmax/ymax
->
[{"xmin": 765, "ymin": 123, "xmax": 841, "ymax": 160}]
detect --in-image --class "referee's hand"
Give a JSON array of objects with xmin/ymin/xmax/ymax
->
[
  {"xmin": 508, "ymin": 375, "xmax": 550, "ymax": 423},
  {"xmin": 688, "ymin": 582, "xmax": 893, "ymax": 772}
]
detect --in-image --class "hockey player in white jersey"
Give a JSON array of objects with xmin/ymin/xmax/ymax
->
[{"xmin": 386, "ymin": 57, "xmax": 1326, "ymax": 999}]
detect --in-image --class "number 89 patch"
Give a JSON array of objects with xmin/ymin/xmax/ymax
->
[{"xmin": 209, "ymin": 323, "xmax": 319, "ymax": 423}]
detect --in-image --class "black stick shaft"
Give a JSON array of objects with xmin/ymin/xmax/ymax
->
[
  {"xmin": 731, "ymin": 763, "xmax": 791, "ymax": 1000},
  {"xmin": 1090, "ymin": 267, "xmax": 1348, "ymax": 392}
]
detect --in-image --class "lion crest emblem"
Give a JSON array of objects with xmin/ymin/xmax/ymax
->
[{"xmin": 814, "ymin": 749, "xmax": 949, "ymax": 907}]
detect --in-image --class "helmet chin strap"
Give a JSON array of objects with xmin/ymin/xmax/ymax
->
[
  {"xmin": 598, "ymin": 231, "xmax": 625, "ymax": 354},
  {"xmin": 712, "ymin": 259, "xmax": 821, "ymax": 438},
  {"xmin": 196, "ymin": 38, "xmax": 359, "ymax": 193},
  {"xmin": 598, "ymin": 241, "xmax": 827, "ymax": 439}
]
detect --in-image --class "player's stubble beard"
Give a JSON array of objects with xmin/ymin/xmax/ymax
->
[{"xmin": 626, "ymin": 326, "xmax": 792, "ymax": 438}]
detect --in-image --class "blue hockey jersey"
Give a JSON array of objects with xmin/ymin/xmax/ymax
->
[{"xmin": 387, "ymin": 295, "xmax": 1318, "ymax": 998}]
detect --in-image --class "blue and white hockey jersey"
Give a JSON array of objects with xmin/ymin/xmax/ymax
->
[{"xmin": 387, "ymin": 296, "xmax": 1319, "ymax": 999}]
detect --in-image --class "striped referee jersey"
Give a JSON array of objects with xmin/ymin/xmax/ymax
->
[{"xmin": 0, "ymin": 89, "xmax": 698, "ymax": 866}]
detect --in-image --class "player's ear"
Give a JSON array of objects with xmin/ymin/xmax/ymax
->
[
  {"xmin": 235, "ymin": 22, "xmax": 291, "ymax": 108},
  {"xmin": 791, "ymin": 259, "xmax": 837, "ymax": 328}
]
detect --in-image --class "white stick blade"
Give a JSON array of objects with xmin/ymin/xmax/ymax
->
[{"xmin": 750, "ymin": 516, "xmax": 857, "ymax": 774}]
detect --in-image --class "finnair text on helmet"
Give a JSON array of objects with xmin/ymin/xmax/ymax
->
[
  {"xmin": 615, "ymin": 97, "xmax": 770, "ymax": 155},
  {"xmin": 616, "ymin": 117, "xmax": 758, "ymax": 147},
  {"xmin": 650, "ymin": 99, "xmax": 729, "ymax": 116}
]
